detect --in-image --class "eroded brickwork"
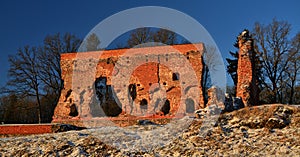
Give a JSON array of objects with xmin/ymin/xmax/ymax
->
[
  {"xmin": 236, "ymin": 30, "xmax": 259, "ymax": 106},
  {"xmin": 52, "ymin": 44, "xmax": 205, "ymax": 122}
]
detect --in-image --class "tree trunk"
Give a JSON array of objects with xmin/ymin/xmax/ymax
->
[{"xmin": 36, "ymin": 89, "xmax": 42, "ymax": 124}]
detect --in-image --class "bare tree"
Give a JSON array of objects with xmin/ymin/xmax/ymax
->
[
  {"xmin": 126, "ymin": 28, "xmax": 179, "ymax": 48},
  {"xmin": 7, "ymin": 46, "xmax": 44, "ymax": 123},
  {"xmin": 43, "ymin": 32, "xmax": 81, "ymax": 53},
  {"xmin": 0, "ymin": 93, "xmax": 39, "ymax": 123},
  {"xmin": 285, "ymin": 33, "xmax": 300, "ymax": 104},
  {"xmin": 253, "ymin": 19, "xmax": 297, "ymax": 103},
  {"xmin": 3, "ymin": 33, "xmax": 82, "ymax": 123},
  {"xmin": 39, "ymin": 33, "xmax": 81, "ymax": 122},
  {"xmin": 127, "ymin": 28, "xmax": 153, "ymax": 48},
  {"xmin": 152, "ymin": 29, "xmax": 177, "ymax": 45},
  {"xmin": 41, "ymin": 32, "xmax": 81, "ymax": 100},
  {"xmin": 202, "ymin": 46, "xmax": 222, "ymax": 106},
  {"xmin": 85, "ymin": 33, "xmax": 101, "ymax": 51}
]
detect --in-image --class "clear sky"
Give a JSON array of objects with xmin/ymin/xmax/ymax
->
[{"xmin": 0, "ymin": 0, "xmax": 299, "ymax": 87}]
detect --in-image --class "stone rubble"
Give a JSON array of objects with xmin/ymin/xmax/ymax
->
[{"xmin": 1, "ymin": 104, "xmax": 300, "ymax": 156}]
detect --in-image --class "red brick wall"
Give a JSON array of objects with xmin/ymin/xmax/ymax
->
[
  {"xmin": 0, "ymin": 124, "xmax": 53, "ymax": 135},
  {"xmin": 52, "ymin": 43, "xmax": 205, "ymax": 122},
  {"xmin": 236, "ymin": 35, "xmax": 259, "ymax": 106}
]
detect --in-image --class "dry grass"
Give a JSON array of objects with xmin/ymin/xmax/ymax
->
[{"xmin": 219, "ymin": 104, "xmax": 300, "ymax": 129}]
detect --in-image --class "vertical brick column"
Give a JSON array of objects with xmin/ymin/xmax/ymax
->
[{"xmin": 236, "ymin": 30, "xmax": 259, "ymax": 106}]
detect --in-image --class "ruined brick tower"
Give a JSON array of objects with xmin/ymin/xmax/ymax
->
[
  {"xmin": 52, "ymin": 43, "xmax": 205, "ymax": 124},
  {"xmin": 236, "ymin": 30, "xmax": 259, "ymax": 106}
]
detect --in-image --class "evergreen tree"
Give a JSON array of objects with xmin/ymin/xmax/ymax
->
[
  {"xmin": 226, "ymin": 32, "xmax": 240, "ymax": 93},
  {"xmin": 226, "ymin": 51, "xmax": 238, "ymax": 86}
]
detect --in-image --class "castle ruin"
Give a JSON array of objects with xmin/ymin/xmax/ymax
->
[
  {"xmin": 236, "ymin": 30, "xmax": 259, "ymax": 106},
  {"xmin": 52, "ymin": 33, "xmax": 259, "ymax": 125},
  {"xmin": 52, "ymin": 43, "xmax": 206, "ymax": 123}
]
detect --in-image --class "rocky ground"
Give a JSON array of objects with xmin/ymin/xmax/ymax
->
[{"xmin": 1, "ymin": 104, "xmax": 300, "ymax": 156}]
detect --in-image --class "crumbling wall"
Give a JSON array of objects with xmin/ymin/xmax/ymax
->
[
  {"xmin": 236, "ymin": 30, "xmax": 259, "ymax": 106},
  {"xmin": 52, "ymin": 44, "xmax": 205, "ymax": 121}
]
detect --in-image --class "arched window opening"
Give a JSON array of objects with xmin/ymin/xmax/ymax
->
[
  {"xmin": 69, "ymin": 104, "xmax": 79, "ymax": 117},
  {"xmin": 185, "ymin": 98, "xmax": 195, "ymax": 113},
  {"xmin": 161, "ymin": 99, "xmax": 171, "ymax": 115},
  {"xmin": 140, "ymin": 99, "xmax": 148, "ymax": 110},
  {"xmin": 94, "ymin": 77, "xmax": 122, "ymax": 117}
]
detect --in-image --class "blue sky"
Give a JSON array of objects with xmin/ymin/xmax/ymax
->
[{"xmin": 0, "ymin": 0, "xmax": 299, "ymax": 87}]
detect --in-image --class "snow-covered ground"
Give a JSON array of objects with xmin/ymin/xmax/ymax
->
[{"xmin": 1, "ymin": 104, "xmax": 300, "ymax": 156}]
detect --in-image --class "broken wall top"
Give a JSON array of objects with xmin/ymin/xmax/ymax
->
[{"xmin": 61, "ymin": 43, "xmax": 204, "ymax": 60}]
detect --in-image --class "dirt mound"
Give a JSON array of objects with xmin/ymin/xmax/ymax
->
[{"xmin": 1, "ymin": 104, "xmax": 299, "ymax": 156}]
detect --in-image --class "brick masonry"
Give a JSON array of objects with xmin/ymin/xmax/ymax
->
[
  {"xmin": 0, "ymin": 124, "xmax": 53, "ymax": 135},
  {"xmin": 52, "ymin": 43, "xmax": 205, "ymax": 122},
  {"xmin": 236, "ymin": 30, "xmax": 259, "ymax": 106}
]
